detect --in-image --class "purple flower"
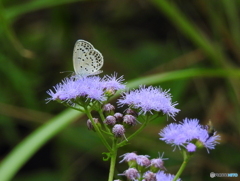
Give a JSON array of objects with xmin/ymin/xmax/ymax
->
[
  {"xmin": 103, "ymin": 103, "xmax": 115, "ymax": 112},
  {"xmin": 105, "ymin": 115, "xmax": 116, "ymax": 126},
  {"xmin": 159, "ymin": 118, "xmax": 221, "ymax": 153},
  {"xmin": 46, "ymin": 76, "xmax": 104, "ymax": 103},
  {"xmin": 186, "ymin": 143, "xmax": 196, "ymax": 152},
  {"xmin": 117, "ymin": 86, "xmax": 180, "ymax": 118},
  {"xmin": 156, "ymin": 171, "xmax": 181, "ymax": 181},
  {"xmin": 143, "ymin": 171, "xmax": 156, "ymax": 181},
  {"xmin": 150, "ymin": 153, "xmax": 168, "ymax": 171},
  {"xmin": 46, "ymin": 74, "xmax": 125, "ymax": 104},
  {"xmin": 123, "ymin": 115, "xmax": 138, "ymax": 127},
  {"xmin": 102, "ymin": 73, "xmax": 126, "ymax": 91},
  {"xmin": 112, "ymin": 124, "xmax": 125, "ymax": 138},
  {"xmin": 119, "ymin": 152, "xmax": 138, "ymax": 163},
  {"xmin": 136, "ymin": 155, "xmax": 151, "ymax": 167},
  {"xmin": 119, "ymin": 168, "xmax": 139, "ymax": 180}
]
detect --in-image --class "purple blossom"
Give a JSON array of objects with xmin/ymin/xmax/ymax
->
[
  {"xmin": 150, "ymin": 153, "xmax": 168, "ymax": 171},
  {"xmin": 186, "ymin": 143, "xmax": 196, "ymax": 152},
  {"xmin": 156, "ymin": 171, "xmax": 181, "ymax": 181},
  {"xmin": 117, "ymin": 86, "xmax": 180, "ymax": 118},
  {"xmin": 102, "ymin": 73, "xmax": 126, "ymax": 91},
  {"xmin": 46, "ymin": 74, "xmax": 125, "ymax": 104},
  {"xmin": 112, "ymin": 124, "xmax": 125, "ymax": 138},
  {"xmin": 119, "ymin": 152, "xmax": 138, "ymax": 163},
  {"xmin": 159, "ymin": 118, "xmax": 221, "ymax": 153},
  {"xmin": 119, "ymin": 168, "xmax": 139, "ymax": 180},
  {"xmin": 136, "ymin": 155, "xmax": 151, "ymax": 167},
  {"xmin": 143, "ymin": 171, "xmax": 156, "ymax": 181}
]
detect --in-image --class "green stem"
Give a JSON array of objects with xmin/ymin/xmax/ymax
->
[
  {"xmin": 117, "ymin": 116, "xmax": 149, "ymax": 148},
  {"xmin": 98, "ymin": 110, "xmax": 111, "ymax": 133},
  {"xmin": 62, "ymin": 103, "xmax": 84, "ymax": 112},
  {"xmin": 84, "ymin": 108, "xmax": 112, "ymax": 151},
  {"xmin": 108, "ymin": 140, "xmax": 118, "ymax": 181},
  {"xmin": 173, "ymin": 150, "xmax": 191, "ymax": 181}
]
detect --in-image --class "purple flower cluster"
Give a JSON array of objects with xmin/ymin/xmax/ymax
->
[
  {"xmin": 119, "ymin": 169, "xmax": 180, "ymax": 181},
  {"xmin": 46, "ymin": 74, "xmax": 125, "ymax": 103},
  {"xmin": 156, "ymin": 171, "xmax": 181, "ymax": 181},
  {"xmin": 118, "ymin": 86, "xmax": 180, "ymax": 118},
  {"xmin": 159, "ymin": 118, "xmax": 221, "ymax": 153},
  {"xmin": 119, "ymin": 152, "xmax": 173, "ymax": 180}
]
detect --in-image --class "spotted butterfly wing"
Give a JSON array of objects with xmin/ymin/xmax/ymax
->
[{"xmin": 73, "ymin": 40, "xmax": 104, "ymax": 76}]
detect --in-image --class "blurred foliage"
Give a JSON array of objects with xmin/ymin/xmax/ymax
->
[{"xmin": 0, "ymin": 0, "xmax": 240, "ymax": 181}]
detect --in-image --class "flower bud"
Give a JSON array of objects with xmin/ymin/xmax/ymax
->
[
  {"xmin": 126, "ymin": 108, "xmax": 138, "ymax": 117},
  {"xmin": 143, "ymin": 171, "xmax": 156, "ymax": 181},
  {"xmin": 104, "ymin": 115, "xmax": 116, "ymax": 126},
  {"xmin": 105, "ymin": 87, "xmax": 116, "ymax": 96},
  {"xmin": 121, "ymin": 168, "xmax": 139, "ymax": 180},
  {"xmin": 123, "ymin": 115, "xmax": 138, "ymax": 127},
  {"xmin": 87, "ymin": 118, "xmax": 100, "ymax": 131},
  {"xmin": 119, "ymin": 152, "xmax": 138, "ymax": 168},
  {"xmin": 150, "ymin": 158, "xmax": 165, "ymax": 172},
  {"xmin": 136, "ymin": 155, "xmax": 151, "ymax": 168},
  {"xmin": 112, "ymin": 124, "xmax": 125, "ymax": 138},
  {"xmin": 186, "ymin": 143, "xmax": 197, "ymax": 152},
  {"xmin": 103, "ymin": 103, "xmax": 115, "ymax": 113},
  {"xmin": 114, "ymin": 112, "xmax": 123, "ymax": 123}
]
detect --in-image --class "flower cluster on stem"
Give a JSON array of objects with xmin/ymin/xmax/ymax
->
[{"xmin": 47, "ymin": 72, "xmax": 220, "ymax": 181}]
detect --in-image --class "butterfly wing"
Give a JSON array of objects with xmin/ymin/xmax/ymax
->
[
  {"xmin": 73, "ymin": 40, "xmax": 94, "ymax": 75},
  {"xmin": 80, "ymin": 49, "xmax": 104, "ymax": 75}
]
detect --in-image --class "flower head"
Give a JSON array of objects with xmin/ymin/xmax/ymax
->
[
  {"xmin": 149, "ymin": 153, "xmax": 168, "ymax": 172},
  {"xmin": 102, "ymin": 73, "xmax": 126, "ymax": 91},
  {"xmin": 105, "ymin": 115, "xmax": 117, "ymax": 126},
  {"xmin": 112, "ymin": 124, "xmax": 125, "ymax": 138},
  {"xmin": 119, "ymin": 152, "xmax": 138, "ymax": 163},
  {"xmin": 123, "ymin": 115, "xmax": 138, "ymax": 127},
  {"xmin": 159, "ymin": 118, "xmax": 221, "ymax": 153},
  {"xmin": 136, "ymin": 155, "xmax": 151, "ymax": 167},
  {"xmin": 117, "ymin": 86, "xmax": 180, "ymax": 118},
  {"xmin": 156, "ymin": 171, "xmax": 180, "ymax": 181},
  {"xmin": 119, "ymin": 168, "xmax": 139, "ymax": 180},
  {"xmin": 46, "ymin": 74, "xmax": 125, "ymax": 105},
  {"xmin": 143, "ymin": 171, "xmax": 156, "ymax": 181},
  {"xmin": 114, "ymin": 112, "xmax": 123, "ymax": 123},
  {"xmin": 46, "ymin": 76, "xmax": 104, "ymax": 103},
  {"xmin": 103, "ymin": 103, "xmax": 115, "ymax": 112},
  {"xmin": 186, "ymin": 143, "xmax": 196, "ymax": 152}
]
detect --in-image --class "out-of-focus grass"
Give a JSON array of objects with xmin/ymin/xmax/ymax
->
[{"xmin": 0, "ymin": 0, "xmax": 239, "ymax": 181}]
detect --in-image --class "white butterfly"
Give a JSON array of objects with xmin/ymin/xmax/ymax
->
[{"xmin": 73, "ymin": 40, "xmax": 104, "ymax": 77}]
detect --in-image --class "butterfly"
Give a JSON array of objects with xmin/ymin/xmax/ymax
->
[{"xmin": 73, "ymin": 40, "xmax": 104, "ymax": 77}]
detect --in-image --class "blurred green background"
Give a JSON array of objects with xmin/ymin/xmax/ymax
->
[{"xmin": 0, "ymin": 0, "xmax": 240, "ymax": 180}]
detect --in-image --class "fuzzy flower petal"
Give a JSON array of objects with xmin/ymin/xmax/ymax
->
[
  {"xmin": 102, "ymin": 73, "xmax": 126, "ymax": 91},
  {"xmin": 46, "ymin": 74, "xmax": 126, "ymax": 104},
  {"xmin": 159, "ymin": 118, "xmax": 221, "ymax": 153},
  {"xmin": 46, "ymin": 76, "xmax": 105, "ymax": 102},
  {"xmin": 117, "ymin": 86, "xmax": 180, "ymax": 117},
  {"xmin": 119, "ymin": 152, "xmax": 138, "ymax": 163},
  {"xmin": 156, "ymin": 171, "xmax": 181, "ymax": 181},
  {"xmin": 119, "ymin": 168, "xmax": 139, "ymax": 181}
]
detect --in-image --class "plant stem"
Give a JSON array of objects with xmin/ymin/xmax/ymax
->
[
  {"xmin": 108, "ymin": 140, "xmax": 118, "ymax": 181},
  {"xmin": 98, "ymin": 110, "xmax": 111, "ymax": 133},
  {"xmin": 117, "ymin": 116, "xmax": 149, "ymax": 148},
  {"xmin": 173, "ymin": 150, "xmax": 191, "ymax": 181},
  {"xmin": 84, "ymin": 108, "xmax": 112, "ymax": 151}
]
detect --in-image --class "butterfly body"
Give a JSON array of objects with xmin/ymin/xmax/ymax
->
[{"xmin": 73, "ymin": 40, "xmax": 104, "ymax": 76}]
